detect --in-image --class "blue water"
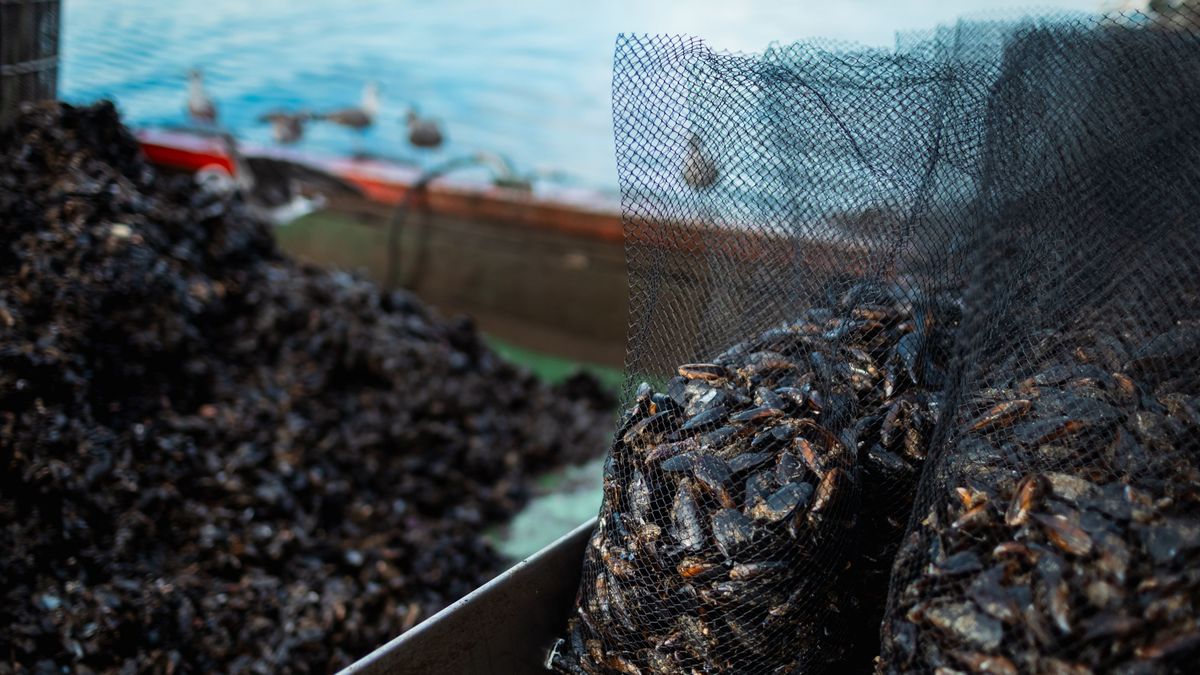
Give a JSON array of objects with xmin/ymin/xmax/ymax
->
[{"xmin": 61, "ymin": 0, "xmax": 1102, "ymax": 193}]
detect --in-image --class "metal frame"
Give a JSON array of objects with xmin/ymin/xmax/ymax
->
[{"xmin": 340, "ymin": 518, "xmax": 595, "ymax": 675}]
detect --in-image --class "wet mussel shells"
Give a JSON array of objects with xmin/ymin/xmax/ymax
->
[
  {"xmin": 879, "ymin": 333, "xmax": 1200, "ymax": 674},
  {"xmin": 555, "ymin": 289, "xmax": 958, "ymax": 673},
  {"xmin": 0, "ymin": 102, "xmax": 617, "ymax": 673}
]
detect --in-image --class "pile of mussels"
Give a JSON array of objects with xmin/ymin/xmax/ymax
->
[
  {"xmin": 0, "ymin": 102, "xmax": 614, "ymax": 673},
  {"xmin": 552, "ymin": 285, "xmax": 960, "ymax": 673},
  {"xmin": 879, "ymin": 324, "xmax": 1200, "ymax": 674}
]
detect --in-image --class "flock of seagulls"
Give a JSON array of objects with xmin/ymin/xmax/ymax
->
[
  {"xmin": 185, "ymin": 69, "xmax": 443, "ymax": 149},
  {"xmin": 183, "ymin": 67, "xmax": 721, "ymax": 220},
  {"xmin": 182, "ymin": 68, "xmax": 453, "ymax": 226}
]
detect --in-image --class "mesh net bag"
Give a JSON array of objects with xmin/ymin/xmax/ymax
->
[
  {"xmin": 553, "ymin": 7, "xmax": 1200, "ymax": 674},
  {"xmin": 879, "ymin": 15, "xmax": 1200, "ymax": 675},
  {"xmin": 551, "ymin": 27, "xmax": 982, "ymax": 675}
]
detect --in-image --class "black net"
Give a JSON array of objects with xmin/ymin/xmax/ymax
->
[
  {"xmin": 879, "ymin": 14, "xmax": 1200, "ymax": 674},
  {"xmin": 553, "ymin": 7, "xmax": 1200, "ymax": 674}
]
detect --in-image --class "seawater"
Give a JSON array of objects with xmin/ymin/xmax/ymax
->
[{"xmin": 62, "ymin": 0, "xmax": 1101, "ymax": 194}]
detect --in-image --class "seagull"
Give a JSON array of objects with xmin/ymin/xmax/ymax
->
[
  {"xmin": 315, "ymin": 81, "xmax": 379, "ymax": 131},
  {"xmin": 258, "ymin": 110, "xmax": 309, "ymax": 144},
  {"xmin": 682, "ymin": 132, "xmax": 718, "ymax": 190},
  {"xmin": 186, "ymin": 69, "xmax": 218, "ymax": 125},
  {"xmin": 195, "ymin": 133, "xmax": 363, "ymax": 225},
  {"xmin": 404, "ymin": 108, "xmax": 444, "ymax": 149}
]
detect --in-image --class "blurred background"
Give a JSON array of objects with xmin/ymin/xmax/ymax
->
[
  {"xmin": 62, "ymin": 0, "xmax": 1108, "ymax": 195},
  {"xmin": 50, "ymin": 0, "xmax": 1120, "ymax": 558},
  {"xmin": 57, "ymin": 0, "xmax": 1108, "ymax": 363}
]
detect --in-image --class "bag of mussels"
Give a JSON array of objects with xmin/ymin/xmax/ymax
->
[
  {"xmin": 552, "ymin": 20, "xmax": 983, "ymax": 675},
  {"xmin": 878, "ymin": 20, "xmax": 1200, "ymax": 675},
  {"xmin": 552, "ymin": 8, "xmax": 1200, "ymax": 675}
]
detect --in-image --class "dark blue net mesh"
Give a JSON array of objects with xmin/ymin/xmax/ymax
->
[{"xmin": 555, "ymin": 8, "xmax": 1200, "ymax": 673}]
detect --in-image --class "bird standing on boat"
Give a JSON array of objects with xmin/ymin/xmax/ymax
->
[
  {"xmin": 259, "ymin": 110, "xmax": 309, "ymax": 144},
  {"xmin": 315, "ymin": 82, "xmax": 380, "ymax": 131},
  {"xmin": 195, "ymin": 133, "xmax": 362, "ymax": 226},
  {"xmin": 186, "ymin": 69, "xmax": 218, "ymax": 125},
  {"xmin": 404, "ymin": 107, "xmax": 445, "ymax": 149},
  {"xmin": 682, "ymin": 132, "xmax": 718, "ymax": 190}
]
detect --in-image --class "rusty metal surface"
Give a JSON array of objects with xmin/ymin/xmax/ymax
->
[{"xmin": 340, "ymin": 518, "xmax": 595, "ymax": 675}]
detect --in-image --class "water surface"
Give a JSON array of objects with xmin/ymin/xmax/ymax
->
[{"xmin": 62, "ymin": 0, "xmax": 1101, "ymax": 192}]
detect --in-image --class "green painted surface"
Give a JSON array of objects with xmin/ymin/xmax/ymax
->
[
  {"xmin": 491, "ymin": 456, "xmax": 604, "ymax": 561},
  {"xmin": 277, "ymin": 211, "xmax": 388, "ymax": 279},
  {"xmin": 486, "ymin": 336, "xmax": 623, "ymax": 390},
  {"xmin": 479, "ymin": 344, "xmax": 614, "ymax": 561},
  {"xmin": 484, "ymin": 339, "xmax": 612, "ymax": 560}
]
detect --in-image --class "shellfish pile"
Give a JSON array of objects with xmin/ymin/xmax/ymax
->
[
  {"xmin": 553, "ymin": 284, "xmax": 961, "ymax": 673},
  {"xmin": 0, "ymin": 101, "xmax": 614, "ymax": 673},
  {"xmin": 879, "ymin": 325, "xmax": 1200, "ymax": 674}
]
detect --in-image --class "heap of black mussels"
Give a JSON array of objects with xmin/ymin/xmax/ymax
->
[
  {"xmin": 879, "ymin": 325, "xmax": 1200, "ymax": 674},
  {"xmin": 0, "ymin": 102, "xmax": 614, "ymax": 674}
]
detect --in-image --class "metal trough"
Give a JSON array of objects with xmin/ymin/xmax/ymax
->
[{"xmin": 340, "ymin": 518, "xmax": 595, "ymax": 674}]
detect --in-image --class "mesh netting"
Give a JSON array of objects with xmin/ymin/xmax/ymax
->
[
  {"xmin": 553, "ymin": 7, "xmax": 1200, "ymax": 674},
  {"xmin": 879, "ymin": 14, "xmax": 1200, "ymax": 674}
]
